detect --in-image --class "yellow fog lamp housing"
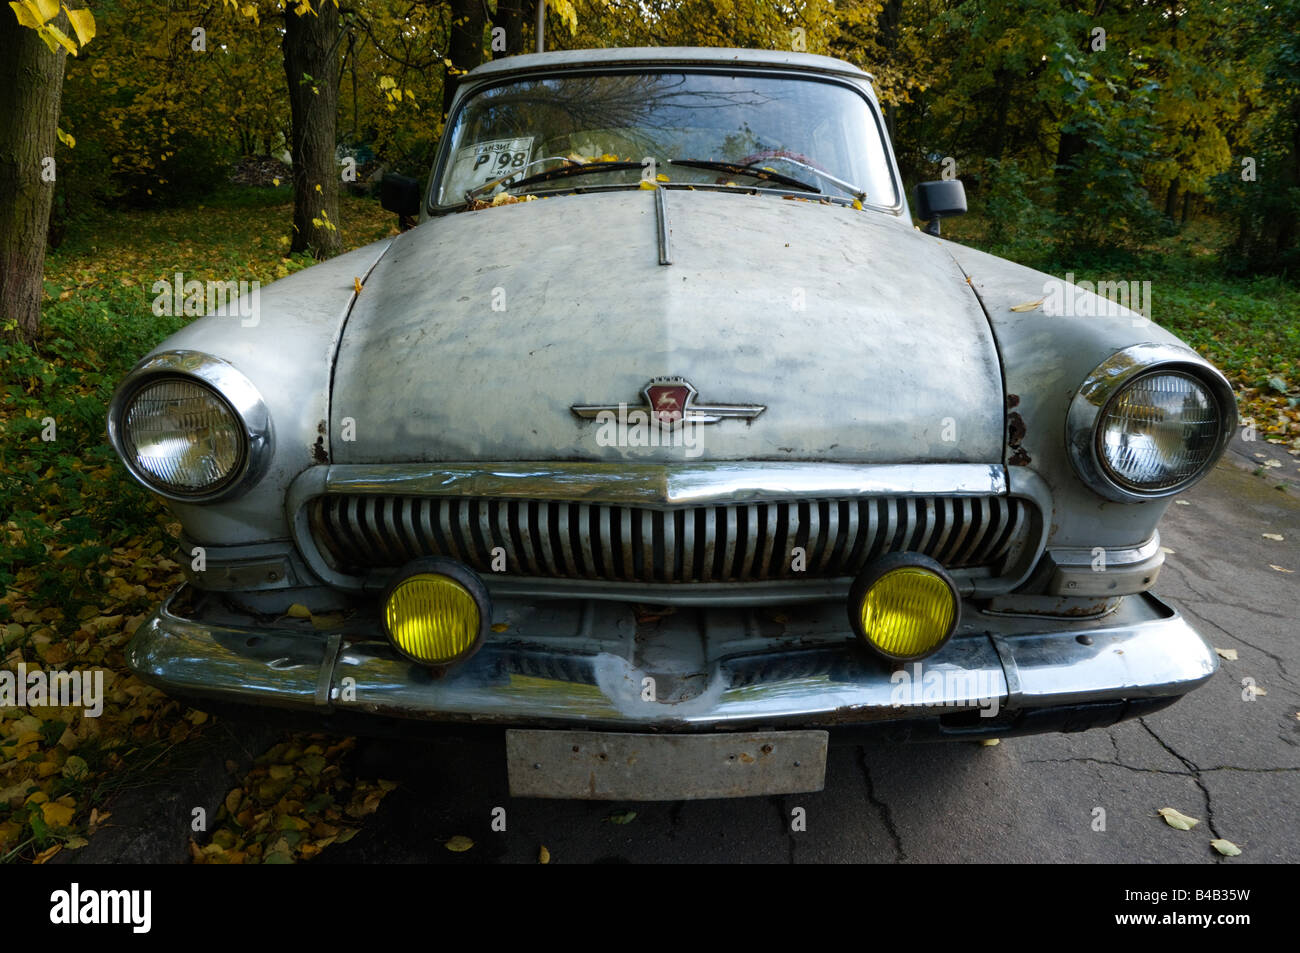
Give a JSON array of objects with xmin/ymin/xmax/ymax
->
[
  {"xmin": 381, "ymin": 558, "xmax": 491, "ymax": 667},
  {"xmin": 848, "ymin": 553, "xmax": 960, "ymax": 662}
]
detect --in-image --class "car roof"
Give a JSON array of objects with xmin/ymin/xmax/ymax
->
[{"xmin": 464, "ymin": 46, "xmax": 874, "ymax": 82}]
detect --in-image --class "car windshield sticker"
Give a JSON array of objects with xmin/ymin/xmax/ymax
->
[{"xmin": 447, "ymin": 136, "xmax": 535, "ymax": 197}]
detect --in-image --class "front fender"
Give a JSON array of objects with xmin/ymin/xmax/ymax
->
[
  {"xmin": 938, "ymin": 239, "xmax": 1213, "ymax": 549},
  {"xmin": 115, "ymin": 237, "xmax": 395, "ymax": 545}
]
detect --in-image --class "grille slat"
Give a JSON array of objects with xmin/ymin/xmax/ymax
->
[
  {"xmin": 814, "ymin": 501, "xmax": 838, "ymax": 574},
  {"xmin": 310, "ymin": 494, "xmax": 1035, "ymax": 583},
  {"xmin": 700, "ymin": 507, "xmax": 717, "ymax": 582},
  {"xmin": 718, "ymin": 506, "xmax": 737, "ymax": 580}
]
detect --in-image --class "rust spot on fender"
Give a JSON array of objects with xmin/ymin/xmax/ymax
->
[
  {"xmin": 312, "ymin": 435, "xmax": 329, "ymax": 464},
  {"xmin": 1006, "ymin": 393, "xmax": 1020, "ymax": 409},
  {"xmin": 1007, "ymin": 409, "xmax": 1031, "ymax": 465},
  {"xmin": 1007, "ymin": 411, "xmax": 1027, "ymax": 445}
]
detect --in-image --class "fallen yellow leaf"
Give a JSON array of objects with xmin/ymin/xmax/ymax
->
[
  {"xmin": 1009, "ymin": 299, "xmax": 1044, "ymax": 312},
  {"xmin": 41, "ymin": 800, "xmax": 75, "ymax": 828},
  {"xmin": 1210, "ymin": 838, "xmax": 1241, "ymax": 856},
  {"xmin": 445, "ymin": 835, "xmax": 474, "ymax": 852},
  {"xmin": 1157, "ymin": 807, "xmax": 1199, "ymax": 830},
  {"xmin": 538, "ymin": 844, "xmax": 550, "ymax": 864}
]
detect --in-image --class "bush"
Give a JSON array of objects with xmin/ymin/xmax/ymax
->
[
  {"xmin": 979, "ymin": 158, "xmax": 1055, "ymax": 250},
  {"xmin": 119, "ymin": 129, "xmax": 234, "ymax": 208}
]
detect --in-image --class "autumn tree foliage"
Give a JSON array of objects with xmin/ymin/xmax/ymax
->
[{"xmin": 3, "ymin": 0, "xmax": 1299, "ymax": 345}]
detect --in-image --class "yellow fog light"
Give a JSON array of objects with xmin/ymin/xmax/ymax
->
[
  {"xmin": 381, "ymin": 558, "xmax": 490, "ymax": 667},
  {"xmin": 848, "ymin": 554, "xmax": 960, "ymax": 662}
]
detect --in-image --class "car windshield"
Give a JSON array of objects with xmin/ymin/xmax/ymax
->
[{"xmin": 435, "ymin": 71, "xmax": 898, "ymax": 209}]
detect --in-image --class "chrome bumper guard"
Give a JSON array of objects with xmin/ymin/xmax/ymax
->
[{"xmin": 127, "ymin": 587, "xmax": 1217, "ymax": 732}]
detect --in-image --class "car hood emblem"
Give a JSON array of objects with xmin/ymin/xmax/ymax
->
[{"xmin": 572, "ymin": 377, "xmax": 765, "ymax": 426}]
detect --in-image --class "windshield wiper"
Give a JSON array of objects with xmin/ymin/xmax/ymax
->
[
  {"xmin": 738, "ymin": 157, "xmax": 867, "ymax": 203},
  {"xmin": 668, "ymin": 159, "xmax": 824, "ymax": 195},
  {"xmin": 466, "ymin": 159, "xmax": 643, "ymax": 202}
]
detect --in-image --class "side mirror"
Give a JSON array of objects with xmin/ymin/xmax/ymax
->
[
  {"xmin": 915, "ymin": 180, "xmax": 967, "ymax": 237},
  {"xmin": 381, "ymin": 173, "xmax": 421, "ymax": 230}
]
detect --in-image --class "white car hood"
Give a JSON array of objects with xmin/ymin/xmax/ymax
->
[{"xmin": 330, "ymin": 188, "xmax": 1004, "ymax": 464}]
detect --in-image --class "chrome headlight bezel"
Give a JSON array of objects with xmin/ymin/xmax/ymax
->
[
  {"xmin": 1066, "ymin": 343, "xmax": 1236, "ymax": 503},
  {"xmin": 107, "ymin": 350, "xmax": 273, "ymax": 503}
]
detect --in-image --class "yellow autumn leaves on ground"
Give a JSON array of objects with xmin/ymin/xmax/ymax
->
[
  {"xmin": 191, "ymin": 735, "xmax": 396, "ymax": 864},
  {"xmin": 1157, "ymin": 807, "xmax": 1243, "ymax": 856}
]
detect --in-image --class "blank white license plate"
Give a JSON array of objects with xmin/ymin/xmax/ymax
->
[{"xmin": 505, "ymin": 729, "xmax": 828, "ymax": 801}]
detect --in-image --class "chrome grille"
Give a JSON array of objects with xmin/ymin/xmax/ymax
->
[{"xmin": 308, "ymin": 495, "xmax": 1034, "ymax": 583}]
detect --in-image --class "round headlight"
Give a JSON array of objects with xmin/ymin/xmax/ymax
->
[
  {"xmin": 1067, "ymin": 344, "xmax": 1236, "ymax": 502},
  {"xmin": 1097, "ymin": 371, "xmax": 1221, "ymax": 492},
  {"xmin": 121, "ymin": 378, "xmax": 246, "ymax": 495}
]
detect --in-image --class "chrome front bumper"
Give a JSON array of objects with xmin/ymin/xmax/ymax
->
[{"xmin": 127, "ymin": 587, "xmax": 1218, "ymax": 735}]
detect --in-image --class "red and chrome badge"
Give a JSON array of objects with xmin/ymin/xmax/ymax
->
[{"xmin": 572, "ymin": 377, "xmax": 765, "ymax": 427}]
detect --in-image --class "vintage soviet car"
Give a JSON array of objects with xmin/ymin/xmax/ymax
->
[{"xmin": 109, "ymin": 47, "xmax": 1234, "ymax": 800}]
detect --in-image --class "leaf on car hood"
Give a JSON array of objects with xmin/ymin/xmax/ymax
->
[{"xmin": 1009, "ymin": 298, "xmax": 1044, "ymax": 312}]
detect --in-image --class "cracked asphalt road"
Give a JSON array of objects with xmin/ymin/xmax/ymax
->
[{"xmin": 311, "ymin": 458, "xmax": 1299, "ymax": 864}]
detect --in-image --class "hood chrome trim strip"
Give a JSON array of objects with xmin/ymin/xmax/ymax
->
[
  {"xmin": 654, "ymin": 184, "xmax": 672, "ymax": 266},
  {"xmin": 304, "ymin": 461, "xmax": 1007, "ymax": 506}
]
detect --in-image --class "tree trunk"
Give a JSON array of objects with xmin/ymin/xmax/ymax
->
[
  {"xmin": 443, "ymin": 0, "xmax": 487, "ymax": 117},
  {"xmin": 1053, "ymin": 130, "xmax": 1084, "ymax": 211},
  {"xmin": 0, "ymin": 15, "xmax": 67, "ymax": 344},
  {"xmin": 875, "ymin": 0, "xmax": 902, "ymax": 142},
  {"xmin": 1164, "ymin": 178, "xmax": 1180, "ymax": 221},
  {"xmin": 283, "ymin": 3, "xmax": 343, "ymax": 259}
]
